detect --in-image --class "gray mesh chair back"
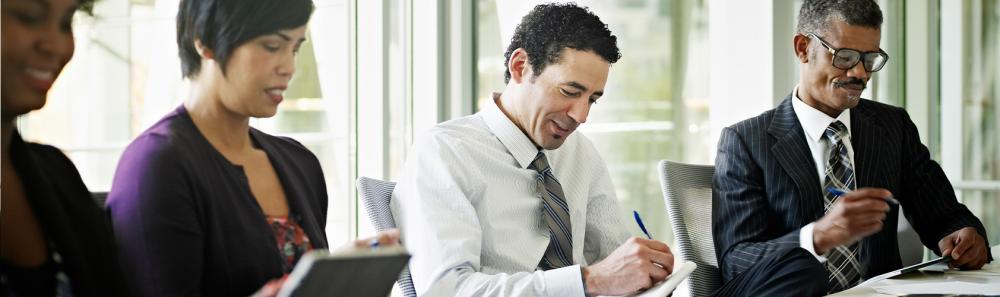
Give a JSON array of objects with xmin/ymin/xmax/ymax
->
[
  {"xmin": 356, "ymin": 176, "xmax": 416, "ymax": 297},
  {"xmin": 897, "ymin": 208, "xmax": 924, "ymax": 266},
  {"xmin": 657, "ymin": 160, "xmax": 720, "ymax": 297}
]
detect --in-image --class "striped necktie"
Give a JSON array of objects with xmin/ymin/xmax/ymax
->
[
  {"xmin": 823, "ymin": 120, "xmax": 865, "ymax": 292},
  {"xmin": 529, "ymin": 152, "xmax": 574, "ymax": 269}
]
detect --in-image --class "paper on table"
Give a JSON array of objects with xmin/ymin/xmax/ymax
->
[
  {"xmin": 948, "ymin": 265, "xmax": 1000, "ymax": 277},
  {"xmin": 872, "ymin": 281, "xmax": 1000, "ymax": 295}
]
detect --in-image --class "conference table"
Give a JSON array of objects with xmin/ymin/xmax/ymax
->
[{"xmin": 832, "ymin": 244, "xmax": 1000, "ymax": 296}]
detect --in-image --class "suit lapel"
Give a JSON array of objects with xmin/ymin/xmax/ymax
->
[
  {"xmin": 848, "ymin": 100, "xmax": 896, "ymax": 270},
  {"xmin": 849, "ymin": 100, "xmax": 887, "ymax": 189},
  {"xmin": 769, "ymin": 96, "xmax": 825, "ymax": 216}
]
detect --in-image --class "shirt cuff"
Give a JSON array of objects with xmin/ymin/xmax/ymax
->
[
  {"xmin": 800, "ymin": 223, "xmax": 828, "ymax": 263},
  {"xmin": 543, "ymin": 264, "xmax": 586, "ymax": 297}
]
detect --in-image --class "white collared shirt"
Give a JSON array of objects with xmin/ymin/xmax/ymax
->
[
  {"xmin": 391, "ymin": 94, "xmax": 630, "ymax": 296},
  {"xmin": 791, "ymin": 85, "xmax": 857, "ymax": 262}
]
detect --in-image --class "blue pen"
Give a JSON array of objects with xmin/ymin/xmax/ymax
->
[
  {"xmin": 826, "ymin": 187, "xmax": 900, "ymax": 205},
  {"xmin": 370, "ymin": 238, "xmax": 380, "ymax": 248},
  {"xmin": 633, "ymin": 210, "xmax": 653, "ymax": 239}
]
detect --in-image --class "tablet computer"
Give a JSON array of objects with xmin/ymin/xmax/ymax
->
[{"xmin": 277, "ymin": 246, "xmax": 411, "ymax": 297}]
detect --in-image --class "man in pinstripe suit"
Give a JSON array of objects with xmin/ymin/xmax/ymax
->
[{"xmin": 713, "ymin": 0, "xmax": 992, "ymax": 295}]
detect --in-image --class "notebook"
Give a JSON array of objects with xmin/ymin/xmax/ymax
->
[
  {"xmin": 854, "ymin": 256, "xmax": 951, "ymax": 288},
  {"xmin": 276, "ymin": 246, "xmax": 411, "ymax": 297},
  {"xmin": 601, "ymin": 260, "xmax": 698, "ymax": 297}
]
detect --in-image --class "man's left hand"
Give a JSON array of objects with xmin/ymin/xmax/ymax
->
[{"xmin": 938, "ymin": 227, "xmax": 989, "ymax": 269}]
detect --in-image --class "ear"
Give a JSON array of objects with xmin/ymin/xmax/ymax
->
[
  {"xmin": 194, "ymin": 39, "xmax": 215, "ymax": 60},
  {"xmin": 507, "ymin": 48, "xmax": 531, "ymax": 84},
  {"xmin": 793, "ymin": 34, "xmax": 810, "ymax": 63}
]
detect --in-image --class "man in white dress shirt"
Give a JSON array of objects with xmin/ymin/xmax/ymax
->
[{"xmin": 391, "ymin": 3, "xmax": 675, "ymax": 296}]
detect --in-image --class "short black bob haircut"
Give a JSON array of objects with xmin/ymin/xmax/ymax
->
[
  {"xmin": 503, "ymin": 3, "xmax": 621, "ymax": 84},
  {"xmin": 176, "ymin": 0, "xmax": 314, "ymax": 78}
]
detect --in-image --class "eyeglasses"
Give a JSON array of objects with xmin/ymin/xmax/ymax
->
[{"xmin": 807, "ymin": 33, "xmax": 889, "ymax": 72}]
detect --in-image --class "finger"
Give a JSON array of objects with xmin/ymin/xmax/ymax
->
[
  {"xmin": 854, "ymin": 222, "xmax": 883, "ymax": 237},
  {"xmin": 971, "ymin": 246, "xmax": 988, "ymax": 269},
  {"xmin": 842, "ymin": 199, "xmax": 891, "ymax": 214},
  {"xmin": 855, "ymin": 218, "xmax": 884, "ymax": 230},
  {"xmin": 950, "ymin": 234, "xmax": 975, "ymax": 260},
  {"xmin": 642, "ymin": 247, "xmax": 675, "ymax": 271},
  {"xmin": 649, "ymin": 265, "xmax": 670, "ymax": 284},
  {"xmin": 841, "ymin": 188, "xmax": 893, "ymax": 201},
  {"xmin": 378, "ymin": 229, "xmax": 401, "ymax": 245},
  {"xmin": 937, "ymin": 232, "xmax": 957, "ymax": 252},
  {"xmin": 845, "ymin": 213, "xmax": 886, "ymax": 228},
  {"xmin": 848, "ymin": 212, "xmax": 888, "ymax": 226},
  {"xmin": 951, "ymin": 249, "xmax": 975, "ymax": 268},
  {"xmin": 648, "ymin": 261, "xmax": 670, "ymax": 282},
  {"xmin": 635, "ymin": 238, "xmax": 671, "ymax": 253},
  {"xmin": 957, "ymin": 241, "xmax": 986, "ymax": 269}
]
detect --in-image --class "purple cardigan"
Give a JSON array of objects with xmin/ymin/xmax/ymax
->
[{"xmin": 107, "ymin": 106, "xmax": 329, "ymax": 297}]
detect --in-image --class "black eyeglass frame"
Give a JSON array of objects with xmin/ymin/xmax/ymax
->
[{"xmin": 807, "ymin": 32, "xmax": 889, "ymax": 73}]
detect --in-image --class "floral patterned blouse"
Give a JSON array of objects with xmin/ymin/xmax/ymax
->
[{"xmin": 267, "ymin": 216, "xmax": 314, "ymax": 273}]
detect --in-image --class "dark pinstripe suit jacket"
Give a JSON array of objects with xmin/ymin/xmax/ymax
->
[{"xmin": 712, "ymin": 95, "xmax": 991, "ymax": 283}]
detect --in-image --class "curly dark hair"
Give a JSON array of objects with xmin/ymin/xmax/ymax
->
[
  {"xmin": 176, "ymin": 0, "xmax": 314, "ymax": 78},
  {"xmin": 503, "ymin": 3, "xmax": 621, "ymax": 84},
  {"xmin": 797, "ymin": 0, "xmax": 882, "ymax": 35}
]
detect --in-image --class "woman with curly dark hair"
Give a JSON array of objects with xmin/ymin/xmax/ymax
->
[{"xmin": 0, "ymin": 0, "xmax": 130, "ymax": 296}]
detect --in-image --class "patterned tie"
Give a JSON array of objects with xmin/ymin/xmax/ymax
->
[
  {"xmin": 822, "ymin": 121, "xmax": 864, "ymax": 292},
  {"xmin": 528, "ymin": 152, "xmax": 574, "ymax": 270}
]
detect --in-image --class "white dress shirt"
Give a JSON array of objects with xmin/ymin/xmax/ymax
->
[
  {"xmin": 390, "ymin": 94, "xmax": 630, "ymax": 297},
  {"xmin": 791, "ymin": 86, "xmax": 856, "ymax": 262}
]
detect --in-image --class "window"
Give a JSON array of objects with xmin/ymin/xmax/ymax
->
[
  {"xmin": 477, "ymin": 0, "xmax": 710, "ymax": 244},
  {"xmin": 873, "ymin": 0, "xmax": 999, "ymax": 244},
  {"xmin": 951, "ymin": 0, "xmax": 1000, "ymax": 244}
]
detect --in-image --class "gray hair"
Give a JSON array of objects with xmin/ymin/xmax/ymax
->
[{"xmin": 796, "ymin": 0, "xmax": 883, "ymax": 35}]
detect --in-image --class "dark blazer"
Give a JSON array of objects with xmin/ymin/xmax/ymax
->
[
  {"xmin": 107, "ymin": 106, "xmax": 329, "ymax": 297},
  {"xmin": 1, "ymin": 132, "xmax": 129, "ymax": 297},
  {"xmin": 712, "ymin": 96, "xmax": 991, "ymax": 282}
]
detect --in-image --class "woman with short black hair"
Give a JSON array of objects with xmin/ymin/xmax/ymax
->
[{"xmin": 106, "ymin": 0, "xmax": 397, "ymax": 296}]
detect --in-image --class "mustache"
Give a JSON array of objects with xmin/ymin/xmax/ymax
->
[{"xmin": 834, "ymin": 78, "xmax": 867, "ymax": 90}]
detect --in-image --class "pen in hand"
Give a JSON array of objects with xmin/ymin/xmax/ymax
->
[
  {"xmin": 633, "ymin": 210, "xmax": 653, "ymax": 240},
  {"xmin": 826, "ymin": 187, "xmax": 900, "ymax": 205},
  {"xmin": 634, "ymin": 210, "xmax": 671, "ymax": 272}
]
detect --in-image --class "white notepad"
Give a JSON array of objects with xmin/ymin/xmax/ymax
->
[
  {"xmin": 854, "ymin": 256, "xmax": 950, "ymax": 288},
  {"xmin": 601, "ymin": 260, "xmax": 698, "ymax": 297}
]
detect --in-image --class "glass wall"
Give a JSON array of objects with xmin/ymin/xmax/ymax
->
[{"xmin": 957, "ymin": 0, "xmax": 1000, "ymax": 244}]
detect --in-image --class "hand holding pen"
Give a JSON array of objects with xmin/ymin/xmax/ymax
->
[
  {"xmin": 350, "ymin": 228, "xmax": 401, "ymax": 249},
  {"xmin": 580, "ymin": 210, "xmax": 674, "ymax": 296},
  {"xmin": 812, "ymin": 188, "xmax": 895, "ymax": 254},
  {"xmin": 826, "ymin": 187, "xmax": 900, "ymax": 206}
]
